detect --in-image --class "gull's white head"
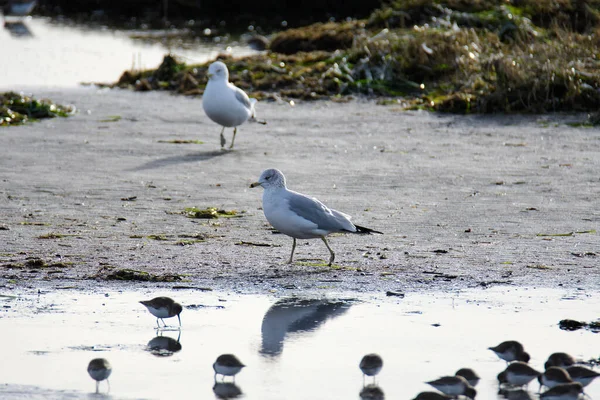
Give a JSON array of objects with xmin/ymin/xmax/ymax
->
[
  {"xmin": 207, "ymin": 61, "xmax": 229, "ymax": 81},
  {"xmin": 250, "ymin": 168, "xmax": 286, "ymax": 189}
]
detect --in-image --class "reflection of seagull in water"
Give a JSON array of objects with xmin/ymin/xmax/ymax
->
[
  {"xmin": 260, "ymin": 297, "xmax": 354, "ymax": 356},
  {"xmin": 213, "ymin": 382, "xmax": 243, "ymax": 399},
  {"xmin": 202, "ymin": 61, "xmax": 266, "ymax": 149},
  {"xmin": 2, "ymin": 0, "xmax": 37, "ymax": 16}
]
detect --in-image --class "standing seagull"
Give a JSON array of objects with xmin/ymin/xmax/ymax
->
[
  {"xmin": 202, "ymin": 61, "xmax": 265, "ymax": 149},
  {"xmin": 139, "ymin": 296, "xmax": 182, "ymax": 328},
  {"xmin": 250, "ymin": 168, "xmax": 382, "ymax": 266}
]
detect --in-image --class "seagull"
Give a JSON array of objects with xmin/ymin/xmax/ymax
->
[
  {"xmin": 250, "ymin": 168, "xmax": 382, "ymax": 266},
  {"xmin": 202, "ymin": 61, "xmax": 265, "ymax": 149}
]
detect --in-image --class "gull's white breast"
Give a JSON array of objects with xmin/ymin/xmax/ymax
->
[{"xmin": 203, "ymin": 81, "xmax": 252, "ymax": 127}]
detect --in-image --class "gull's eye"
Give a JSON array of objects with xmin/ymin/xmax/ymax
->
[{"xmin": 265, "ymin": 175, "xmax": 271, "ymax": 180}]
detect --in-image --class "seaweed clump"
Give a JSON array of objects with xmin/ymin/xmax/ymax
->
[
  {"xmin": 1, "ymin": 92, "xmax": 75, "ymax": 126},
  {"xmin": 108, "ymin": 0, "xmax": 600, "ymax": 114}
]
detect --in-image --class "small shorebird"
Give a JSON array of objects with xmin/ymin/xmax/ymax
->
[
  {"xmin": 202, "ymin": 61, "xmax": 265, "ymax": 149},
  {"xmin": 455, "ymin": 367, "xmax": 480, "ymax": 387},
  {"xmin": 489, "ymin": 340, "xmax": 530, "ymax": 363},
  {"xmin": 139, "ymin": 296, "xmax": 182, "ymax": 328},
  {"xmin": 250, "ymin": 168, "xmax": 382, "ymax": 266},
  {"xmin": 359, "ymin": 354, "xmax": 383, "ymax": 384},
  {"xmin": 540, "ymin": 382, "xmax": 583, "ymax": 400},
  {"xmin": 498, "ymin": 361, "xmax": 542, "ymax": 387},
  {"xmin": 544, "ymin": 352, "xmax": 576, "ymax": 369},
  {"xmin": 539, "ymin": 367, "xmax": 573, "ymax": 390},
  {"xmin": 87, "ymin": 358, "xmax": 112, "ymax": 393},
  {"xmin": 565, "ymin": 365, "xmax": 600, "ymax": 387},
  {"xmin": 213, "ymin": 354, "xmax": 245, "ymax": 382},
  {"xmin": 425, "ymin": 375, "xmax": 476, "ymax": 398}
]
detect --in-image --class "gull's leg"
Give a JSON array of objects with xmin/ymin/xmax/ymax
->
[
  {"xmin": 321, "ymin": 237, "xmax": 335, "ymax": 266},
  {"xmin": 219, "ymin": 127, "xmax": 226, "ymax": 148},
  {"xmin": 286, "ymin": 238, "xmax": 296, "ymax": 264},
  {"xmin": 229, "ymin": 127, "xmax": 237, "ymax": 149},
  {"xmin": 96, "ymin": 381, "xmax": 99, "ymax": 394}
]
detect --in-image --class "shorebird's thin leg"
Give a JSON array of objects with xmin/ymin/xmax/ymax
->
[
  {"xmin": 321, "ymin": 237, "xmax": 335, "ymax": 266},
  {"xmin": 107, "ymin": 379, "xmax": 111, "ymax": 393},
  {"xmin": 229, "ymin": 127, "xmax": 237, "ymax": 149},
  {"xmin": 96, "ymin": 381, "xmax": 99, "ymax": 394},
  {"xmin": 156, "ymin": 318, "xmax": 161, "ymax": 328},
  {"xmin": 219, "ymin": 127, "xmax": 226, "ymax": 148},
  {"xmin": 287, "ymin": 238, "xmax": 296, "ymax": 264},
  {"xmin": 177, "ymin": 314, "xmax": 181, "ymax": 327}
]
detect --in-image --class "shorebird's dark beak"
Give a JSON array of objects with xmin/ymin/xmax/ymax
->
[{"xmin": 250, "ymin": 181, "xmax": 261, "ymax": 188}]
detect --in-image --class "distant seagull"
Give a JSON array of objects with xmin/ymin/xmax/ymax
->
[
  {"xmin": 498, "ymin": 361, "xmax": 542, "ymax": 387},
  {"xmin": 202, "ymin": 61, "xmax": 265, "ymax": 149},
  {"xmin": 455, "ymin": 367, "xmax": 480, "ymax": 387},
  {"xmin": 425, "ymin": 376, "xmax": 476, "ymax": 398},
  {"xmin": 489, "ymin": 340, "xmax": 530, "ymax": 363},
  {"xmin": 540, "ymin": 382, "xmax": 583, "ymax": 400},
  {"xmin": 250, "ymin": 168, "xmax": 382, "ymax": 266},
  {"xmin": 544, "ymin": 352, "xmax": 576, "ymax": 369},
  {"xmin": 565, "ymin": 365, "xmax": 600, "ymax": 387},
  {"xmin": 359, "ymin": 354, "xmax": 383, "ymax": 384},
  {"xmin": 139, "ymin": 296, "xmax": 182, "ymax": 328},
  {"xmin": 87, "ymin": 358, "xmax": 112, "ymax": 393},
  {"xmin": 213, "ymin": 354, "xmax": 245, "ymax": 382},
  {"xmin": 539, "ymin": 367, "xmax": 573, "ymax": 390}
]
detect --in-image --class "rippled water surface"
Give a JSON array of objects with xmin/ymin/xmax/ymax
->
[{"xmin": 0, "ymin": 287, "xmax": 598, "ymax": 399}]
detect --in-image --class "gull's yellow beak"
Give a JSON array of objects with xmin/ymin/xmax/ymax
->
[{"xmin": 250, "ymin": 182, "xmax": 261, "ymax": 188}]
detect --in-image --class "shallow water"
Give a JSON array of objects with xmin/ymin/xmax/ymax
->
[
  {"xmin": 0, "ymin": 17, "xmax": 257, "ymax": 89},
  {"xmin": 0, "ymin": 287, "xmax": 598, "ymax": 399}
]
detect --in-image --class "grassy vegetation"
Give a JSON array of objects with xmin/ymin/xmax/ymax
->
[
  {"xmin": 110, "ymin": 0, "xmax": 600, "ymax": 113},
  {"xmin": 1, "ymin": 92, "xmax": 75, "ymax": 126}
]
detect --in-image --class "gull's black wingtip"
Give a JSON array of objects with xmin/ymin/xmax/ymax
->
[{"xmin": 355, "ymin": 225, "xmax": 383, "ymax": 235}]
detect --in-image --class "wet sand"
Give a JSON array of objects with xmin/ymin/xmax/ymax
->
[{"xmin": 1, "ymin": 87, "xmax": 599, "ymax": 294}]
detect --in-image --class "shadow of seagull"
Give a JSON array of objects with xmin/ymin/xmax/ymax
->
[{"xmin": 130, "ymin": 150, "xmax": 231, "ymax": 171}]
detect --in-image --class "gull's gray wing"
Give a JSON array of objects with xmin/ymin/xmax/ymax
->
[
  {"xmin": 235, "ymin": 87, "xmax": 253, "ymax": 110},
  {"xmin": 287, "ymin": 191, "xmax": 355, "ymax": 233}
]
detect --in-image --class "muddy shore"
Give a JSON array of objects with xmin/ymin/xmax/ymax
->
[{"xmin": 0, "ymin": 87, "xmax": 598, "ymax": 295}]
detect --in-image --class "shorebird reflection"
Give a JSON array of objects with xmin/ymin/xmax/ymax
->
[
  {"xmin": 260, "ymin": 297, "xmax": 354, "ymax": 356},
  {"xmin": 213, "ymin": 382, "xmax": 243, "ymax": 399},
  {"xmin": 360, "ymin": 384, "xmax": 385, "ymax": 400},
  {"xmin": 3, "ymin": 21, "xmax": 32, "ymax": 37},
  {"xmin": 146, "ymin": 330, "xmax": 182, "ymax": 357}
]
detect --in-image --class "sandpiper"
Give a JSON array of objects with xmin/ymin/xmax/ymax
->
[
  {"xmin": 540, "ymin": 382, "xmax": 583, "ymax": 400},
  {"xmin": 455, "ymin": 367, "xmax": 480, "ymax": 387},
  {"xmin": 213, "ymin": 354, "xmax": 245, "ymax": 382},
  {"xmin": 498, "ymin": 361, "xmax": 542, "ymax": 387},
  {"xmin": 359, "ymin": 354, "xmax": 383, "ymax": 384},
  {"xmin": 539, "ymin": 367, "xmax": 573, "ymax": 389},
  {"xmin": 412, "ymin": 392, "xmax": 452, "ymax": 400},
  {"xmin": 87, "ymin": 358, "xmax": 112, "ymax": 393},
  {"xmin": 425, "ymin": 375, "xmax": 476, "ymax": 398},
  {"xmin": 489, "ymin": 340, "xmax": 530, "ymax": 363},
  {"xmin": 139, "ymin": 296, "xmax": 182, "ymax": 328},
  {"xmin": 565, "ymin": 365, "xmax": 600, "ymax": 387},
  {"xmin": 544, "ymin": 352, "xmax": 576, "ymax": 369}
]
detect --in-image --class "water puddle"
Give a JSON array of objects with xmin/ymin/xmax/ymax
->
[
  {"xmin": 0, "ymin": 17, "xmax": 257, "ymax": 88},
  {"xmin": 0, "ymin": 287, "xmax": 598, "ymax": 399}
]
